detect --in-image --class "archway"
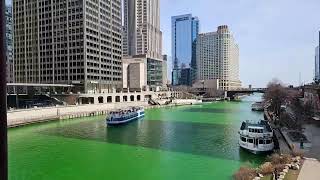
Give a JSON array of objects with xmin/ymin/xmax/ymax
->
[
  {"xmin": 123, "ymin": 96, "xmax": 128, "ymax": 102},
  {"xmin": 98, "ymin": 96, "xmax": 104, "ymax": 104},
  {"xmin": 107, "ymin": 96, "xmax": 112, "ymax": 103}
]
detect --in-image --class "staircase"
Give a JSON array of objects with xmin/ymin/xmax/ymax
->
[{"xmin": 148, "ymin": 98, "xmax": 161, "ymax": 106}]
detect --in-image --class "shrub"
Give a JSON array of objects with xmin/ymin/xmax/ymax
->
[
  {"xmin": 258, "ymin": 162, "xmax": 274, "ymax": 175},
  {"xmin": 267, "ymin": 153, "xmax": 292, "ymax": 165},
  {"xmin": 281, "ymin": 154, "xmax": 292, "ymax": 164},
  {"xmin": 267, "ymin": 153, "xmax": 282, "ymax": 165},
  {"xmin": 292, "ymin": 150, "xmax": 304, "ymax": 158},
  {"xmin": 233, "ymin": 166, "xmax": 257, "ymax": 180},
  {"xmin": 274, "ymin": 164, "xmax": 286, "ymax": 171}
]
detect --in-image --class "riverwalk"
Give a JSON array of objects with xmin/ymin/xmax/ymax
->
[
  {"xmin": 7, "ymin": 99, "xmax": 201, "ymax": 128},
  {"xmin": 298, "ymin": 158, "xmax": 320, "ymax": 180}
]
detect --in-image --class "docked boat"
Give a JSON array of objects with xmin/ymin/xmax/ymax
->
[
  {"xmin": 239, "ymin": 120, "xmax": 274, "ymax": 154},
  {"xmin": 251, "ymin": 102, "xmax": 264, "ymax": 111},
  {"xmin": 106, "ymin": 107, "xmax": 145, "ymax": 125}
]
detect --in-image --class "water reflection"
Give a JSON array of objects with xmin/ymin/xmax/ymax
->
[{"xmin": 41, "ymin": 118, "xmax": 262, "ymax": 164}]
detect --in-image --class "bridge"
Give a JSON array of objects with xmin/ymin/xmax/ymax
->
[{"xmin": 226, "ymin": 88, "xmax": 267, "ymax": 99}]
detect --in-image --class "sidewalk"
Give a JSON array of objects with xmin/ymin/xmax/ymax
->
[
  {"xmin": 274, "ymin": 129, "xmax": 291, "ymax": 154},
  {"xmin": 297, "ymin": 159, "xmax": 320, "ymax": 180}
]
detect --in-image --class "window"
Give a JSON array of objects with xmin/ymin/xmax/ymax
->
[
  {"xmin": 259, "ymin": 140, "xmax": 264, "ymax": 144},
  {"xmin": 266, "ymin": 140, "xmax": 272, "ymax": 144},
  {"xmin": 241, "ymin": 137, "xmax": 246, "ymax": 142},
  {"xmin": 248, "ymin": 139, "xmax": 253, "ymax": 143}
]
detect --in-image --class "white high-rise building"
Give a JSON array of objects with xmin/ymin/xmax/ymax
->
[
  {"xmin": 13, "ymin": 0, "xmax": 123, "ymax": 93},
  {"xmin": 122, "ymin": 0, "xmax": 166, "ymax": 90},
  {"xmin": 123, "ymin": 0, "xmax": 162, "ymax": 59},
  {"xmin": 196, "ymin": 25, "xmax": 241, "ymax": 90}
]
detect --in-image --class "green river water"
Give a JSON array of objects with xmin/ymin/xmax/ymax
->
[{"xmin": 9, "ymin": 94, "xmax": 266, "ymax": 180}]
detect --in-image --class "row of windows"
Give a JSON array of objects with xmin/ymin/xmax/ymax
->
[{"xmin": 241, "ymin": 137, "xmax": 273, "ymax": 145}]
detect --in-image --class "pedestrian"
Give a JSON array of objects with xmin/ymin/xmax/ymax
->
[{"xmin": 300, "ymin": 138, "xmax": 304, "ymax": 149}]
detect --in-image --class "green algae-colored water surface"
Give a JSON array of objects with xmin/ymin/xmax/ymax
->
[{"xmin": 9, "ymin": 94, "xmax": 265, "ymax": 180}]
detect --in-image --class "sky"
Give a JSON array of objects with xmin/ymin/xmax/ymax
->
[
  {"xmin": 5, "ymin": 0, "xmax": 320, "ymax": 88},
  {"xmin": 160, "ymin": 0, "xmax": 320, "ymax": 87}
]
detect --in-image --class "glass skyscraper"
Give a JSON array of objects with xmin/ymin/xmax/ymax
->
[
  {"xmin": 315, "ymin": 46, "xmax": 320, "ymax": 82},
  {"xmin": 172, "ymin": 14, "xmax": 199, "ymax": 86}
]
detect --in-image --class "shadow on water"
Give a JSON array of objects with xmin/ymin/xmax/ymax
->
[
  {"xmin": 39, "ymin": 119, "xmax": 265, "ymax": 164},
  {"xmin": 183, "ymin": 108, "xmax": 241, "ymax": 114}
]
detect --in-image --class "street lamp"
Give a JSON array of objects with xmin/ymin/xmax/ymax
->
[{"xmin": 0, "ymin": 1, "xmax": 8, "ymax": 179}]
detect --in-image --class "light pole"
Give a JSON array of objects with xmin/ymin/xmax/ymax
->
[{"xmin": 0, "ymin": 0, "xmax": 8, "ymax": 179}]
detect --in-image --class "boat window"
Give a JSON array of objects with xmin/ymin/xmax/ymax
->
[
  {"xmin": 259, "ymin": 139, "xmax": 264, "ymax": 144},
  {"xmin": 241, "ymin": 137, "xmax": 246, "ymax": 142},
  {"xmin": 266, "ymin": 140, "xmax": 272, "ymax": 144},
  {"xmin": 248, "ymin": 139, "xmax": 253, "ymax": 143}
]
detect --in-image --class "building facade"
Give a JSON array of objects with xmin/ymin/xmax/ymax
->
[
  {"xmin": 13, "ymin": 0, "xmax": 122, "ymax": 93},
  {"xmin": 171, "ymin": 14, "xmax": 199, "ymax": 86},
  {"xmin": 196, "ymin": 25, "xmax": 241, "ymax": 90},
  {"xmin": 123, "ymin": 0, "xmax": 162, "ymax": 59},
  {"xmin": 122, "ymin": 55, "xmax": 167, "ymax": 91},
  {"xmin": 122, "ymin": 0, "xmax": 166, "ymax": 89},
  {"xmin": 316, "ymin": 46, "xmax": 320, "ymax": 82},
  {"xmin": 6, "ymin": 5, "xmax": 13, "ymax": 83},
  {"xmin": 315, "ymin": 31, "xmax": 320, "ymax": 82}
]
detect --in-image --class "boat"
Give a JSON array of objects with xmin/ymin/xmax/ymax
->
[
  {"xmin": 251, "ymin": 102, "xmax": 264, "ymax": 111},
  {"xmin": 239, "ymin": 120, "xmax": 274, "ymax": 154},
  {"xmin": 106, "ymin": 107, "xmax": 145, "ymax": 125}
]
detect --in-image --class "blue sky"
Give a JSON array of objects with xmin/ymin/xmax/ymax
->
[
  {"xmin": 6, "ymin": 0, "xmax": 320, "ymax": 87},
  {"xmin": 161, "ymin": 0, "xmax": 320, "ymax": 87}
]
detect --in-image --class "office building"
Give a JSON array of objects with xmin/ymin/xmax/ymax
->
[
  {"xmin": 196, "ymin": 25, "xmax": 241, "ymax": 90},
  {"xmin": 315, "ymin": 31, "xmax": 320, "ymax": 82},
  {"xmin": 6, "ymin": 5, "xmax": 13, "ymax": 83},
  {"xmin": 122, "ymin": 0, "xmax": 166, "ymax": 89},
  {"xmin": 122, "ymin": 55, "xmax": 165, "ymax": 91},
  {"xmin": 171, "ymin": 14, "xmax": 199, "ymax": 86},
  {"xmin": 316, "ymin": 46, "xmax": 320, "ymax": 82},
  {"xmin": 13, "ymin": 0, "xmax": 123, "ymax": 93},
  {"xmin": 123, "ymin": 0, "xmax": 162, "ymax": 59}
]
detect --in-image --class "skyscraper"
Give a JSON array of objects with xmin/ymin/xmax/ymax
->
[
  {"xmin": 5, "ymin": 5, "xmax": 13, "ymax": 83},
  {"xmin": 315, "ymin": 31, "xmax": 320, "ymax": 82},
  {"xmin": 196, "ymin": 25, "xmax": 241, "ymax": 90},
  {"xmin": 13, "ymin": 0, "xmax": 123, "ymax": 93},
  {"xmin": 171, "ymin": 14, "xmax": 199, "ymax": 86},
  {"xmin": 316, "ymin": 46, "xmax": 320, "ymax": 82},
  {"xmin": 122, "ymin": 0, "xmax": 166, "ymax": 89},
  {"xmin": 123, "ymin": 0, "xmax": 162, "ymax": 59}
]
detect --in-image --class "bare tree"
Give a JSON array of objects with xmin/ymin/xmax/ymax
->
[{"xmin": 263, "ymin": 79, "xmax": 288, "ymax": 117}]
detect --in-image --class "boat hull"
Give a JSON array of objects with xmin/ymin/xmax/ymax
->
[
  {"xmin": 240, "ymin": 146, "xmax": 274, "ymax": 154},
  {"xmin": 239, "ymin": 142, "xmax": 274, "ymax": 154}
]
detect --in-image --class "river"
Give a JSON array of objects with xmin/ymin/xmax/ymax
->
[{"xmin": 9, "ymin": 94, "xmax": 265, "ymax": 180}]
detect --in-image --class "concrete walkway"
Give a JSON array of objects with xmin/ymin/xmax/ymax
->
[
  {"xmin": 274, "ymin": 129, "xmax": 291, "ymax": 154},
  {"xmin": 298, "ymin": 159, "xmax": 320, "ymax": 180},
  {"xmin": 7, "ymin": 99, "xmax": 202, "ymax": 127}
]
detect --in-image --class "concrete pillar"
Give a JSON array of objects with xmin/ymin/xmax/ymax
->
[
  {"xmin": 94, "ymin": 96, "xmax": 98, "ymax": 104},
  {"xmin": 112, "ymin": 95, "xmax": 116, "ymax": 103}
]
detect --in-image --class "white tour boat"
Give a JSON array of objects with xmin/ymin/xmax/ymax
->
[
  {"xmin": 239, "ymin": 120, "xmax": 274, "ymax": 154},
  {"xmin": 106, "ymin": 107, "xmax": 145, "ymax": 125}
]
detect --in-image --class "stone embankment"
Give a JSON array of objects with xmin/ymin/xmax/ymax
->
[{"xmin": 7, "ymin": 99, "xmax": 202, "ymax": 128}]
